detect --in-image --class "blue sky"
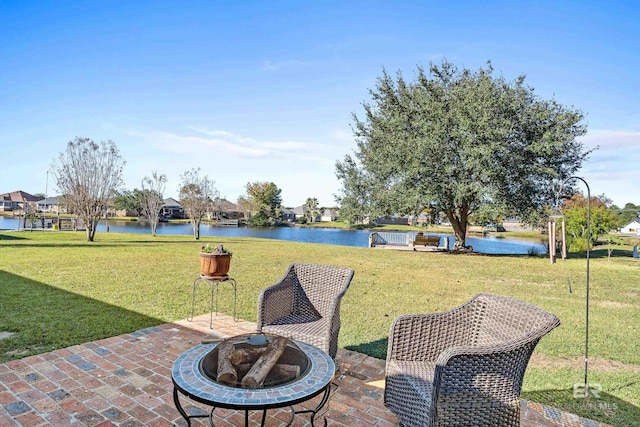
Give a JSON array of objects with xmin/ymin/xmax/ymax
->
[{"xmin": 1, "ymin": 1, "xmax": 638, "ymax": 207}]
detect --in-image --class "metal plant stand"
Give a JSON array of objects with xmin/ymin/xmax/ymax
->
[{"xmin": 189, "ymin": 275, "xmax": 237, "ymax": 327}]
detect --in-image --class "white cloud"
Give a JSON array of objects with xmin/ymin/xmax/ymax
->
[
  {"xmin": 579, "ymin": 129, "xmax": 640, "ymax": 205},
  {"xmin": 581, "ymin": 129, "xmax": 639, "ymax": 171},
  {"xmin": 130, "ymin": 128, "xmax": 329, "ymax": 160},
  {"xmin": 128, "ymin": 127, "xmax": 347, "ymax": 171},
  {"xmin": 172, "ymin": 132, "xmax": 267, "ymax": 156},
  {"xmin": 581, "ymin": 129, "xmax": 640, "ymax": 150},
  {"xmin": 122, "ymin": 127, "xmax": 350, "ymax": 206}
]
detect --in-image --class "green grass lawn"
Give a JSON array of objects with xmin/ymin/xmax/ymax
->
[{"xmin": 1, "ymin": 230, "xmax": 639, "ymax": 425}]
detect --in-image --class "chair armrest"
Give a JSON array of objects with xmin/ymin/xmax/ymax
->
[
  {"xmin": 320, "ymin": 281, "xmax": 350, "ymax": 321},
  {"xmin": 257, "ymin": 280, "xmax": 295, "ymax": 329},
  {"xmin": 325, "ymin": 297, "xmax": 344, "ymax": 333},
  {"xmin": 386, "ymin": 308, "xmax": 475, "ymax": 362},
  {"xmin": 431, "ymin": 339, "xmax": 542, "ymax": 406}
]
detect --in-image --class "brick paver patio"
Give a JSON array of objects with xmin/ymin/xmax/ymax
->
[{"xmin": 0, "ymin": 313, "xmax": 611, "ymax": 426}]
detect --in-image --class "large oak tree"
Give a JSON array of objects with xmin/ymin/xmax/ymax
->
[{"xmin": 336, "ymin": 60, "xmax": 590, "ymax": 249}]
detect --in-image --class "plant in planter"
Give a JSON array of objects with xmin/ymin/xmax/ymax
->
[{"xmin": 200, "ymin": 244, "xmax": 233, "ymax": 277}]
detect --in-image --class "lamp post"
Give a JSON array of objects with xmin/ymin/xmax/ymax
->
[{"xmin": 563, "ymin": 176, "xmax": 591, "ymax": 387}]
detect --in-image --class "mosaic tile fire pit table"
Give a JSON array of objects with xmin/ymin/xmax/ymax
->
[{"xmin": 171, "ymin": 333, "xmax": 335, "ymax": 426}]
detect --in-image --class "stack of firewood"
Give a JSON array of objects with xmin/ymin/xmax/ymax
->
[{"xmin": 216, "ymin": 336, "xmax": 300, "ymax": 388}]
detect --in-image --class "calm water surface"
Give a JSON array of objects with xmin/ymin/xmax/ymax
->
[{"xmin": 0, "ymin": 216, "xmax": 546, "ymax": 255}]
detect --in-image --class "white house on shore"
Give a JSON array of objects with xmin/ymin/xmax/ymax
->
[
  {"xmin": 290, "ymin": 206, "xmax": 321, "ymax": 222},
  {"xmin": 36, "ymin": 196, "xmax": 65, "ymax": 213},
  {"xmin": 620, "ymin": 219, "xmax": 640, "ymax": 235},
  {"xmin": 320, "ymin": 208, "xmax": 338, "ymax": 222}
]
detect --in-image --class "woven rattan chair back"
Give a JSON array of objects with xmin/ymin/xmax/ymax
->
[
  {"xmin": 257, "ymin": 263, "xmax": 354, "ymax": 359},
  {"xmin": 384, "ymin": 293, "xmax": 560, "ymax": 426}
]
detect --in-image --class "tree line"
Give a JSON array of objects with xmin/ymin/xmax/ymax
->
[{"xmin": 50, "ymin": 138, "xmax": 324, "ymax": 241}]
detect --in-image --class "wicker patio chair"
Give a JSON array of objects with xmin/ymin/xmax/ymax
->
[
  {"xmin": 384, "ymin": 292, "xmax": 560, "ymax": 426},
  {"xmin": 257, "ymin": 263, "xmax": 354, "ymax": 359}
]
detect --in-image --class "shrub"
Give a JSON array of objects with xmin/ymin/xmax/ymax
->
[{"xmin": 527, "ymin": 246, "xmax": 542, "ymax": 256}]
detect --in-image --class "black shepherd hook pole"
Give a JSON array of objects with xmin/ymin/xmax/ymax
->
[{"xmin": 563, "ymin": 176, "xmax": 591, "ymax": 387}]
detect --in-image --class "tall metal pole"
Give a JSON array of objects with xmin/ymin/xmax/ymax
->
[
  {"xmin": 564, "ymin": 176, "xmax": 590, "ymax": 386},
  {"xmin": 45, "ymin": 171, "xmax": 49, "ymax": 213}
]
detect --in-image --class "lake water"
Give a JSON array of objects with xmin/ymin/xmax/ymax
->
[{"xmin": 0, "ymin": 216, "xmax": 546, "ymax": 255}]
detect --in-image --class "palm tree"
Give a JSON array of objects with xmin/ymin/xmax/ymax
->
[{"xmin": 305, "ymin": 197, "xmax": 319, "ymax": 223}]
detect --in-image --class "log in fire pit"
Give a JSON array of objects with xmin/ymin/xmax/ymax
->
[
  {"xmin": 199, "ymin": 333, "xmax": 311, "ymax": 389},
  {"xmin": 173, "ymin": 334, "xmax": 335, "ymax": 426}
]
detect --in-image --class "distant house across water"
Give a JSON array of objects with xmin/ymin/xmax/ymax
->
[
  {"xmin": 320, "ymin": 208, "xmax": 338, "ymax": 222},
  {"xmin": 161, "ymin": 198, "xmax": 184, "ymax": 219},
  {"xmin": 211, "ymin": 199, "xmax": 243, "ymax": 220},
  {"xmin": 375, "ymin": 215, "xmax": 410, "ymax": 226},
  {"xmin": 501, "ymin": 218, "xmax": 537, "ymax": 232},
  {"xmin": 36, "ymin": 196, "xmax": 65, "ymax": 213},
  {"xmin": 0, "ymin": 191, "xmax": 40, "ymax": 212},
  {"xmin": 621, "ymin": 219, "xmax": 640, "ymax": 235},
  {"xmin": 281, "ymin": 207, "xmax": 297, "ymax": 222}
]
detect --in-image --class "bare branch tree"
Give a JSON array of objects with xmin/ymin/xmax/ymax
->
[
  {"xmin": 52, "ymin": 137, "xmax": 125, "ymax": 241},
  {"xmin": 237, "ymin": 195, "xmax": 256, "ymax": 220},
  {"xmin": 179, "ymin": 168, "xmax": 218, "ymax": 240},
  {"xmin": 139, "ymin": 171, "xmax": 167, "ymax": 236}
]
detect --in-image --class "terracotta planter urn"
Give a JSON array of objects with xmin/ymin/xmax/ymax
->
[{"xmin": 200, "ymin": 244, "xmax": 232, "ymax": 277}]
